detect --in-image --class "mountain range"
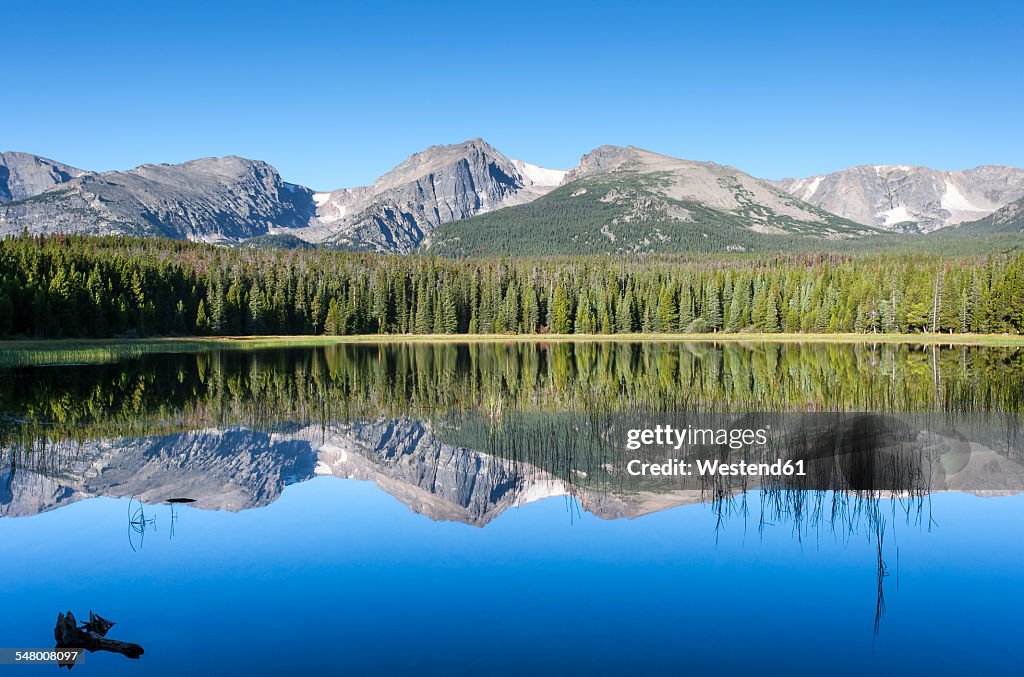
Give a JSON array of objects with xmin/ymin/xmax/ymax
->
[{"xmin": 2, "ymin": 141, "xmax": 1022, "ymax": 254}]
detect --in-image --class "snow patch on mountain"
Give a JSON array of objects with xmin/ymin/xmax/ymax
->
[
  {"xmin": 879, "ymin": 205, "xmax": 915, "ymax": 226},
  {"xmin": 800, "ymin": 176, "xmax": 823, "ymax": 199},
  {"xmin": 513, "ymin": 160, "xmax": 568, "ymax": 188},
  {"xmin": 940, "ymin": 179, "xmax": 991, "ymax": 221}
]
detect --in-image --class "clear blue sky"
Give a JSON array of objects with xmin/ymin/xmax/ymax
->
[{"xmin": 5, "ymin": 0, "xmax": 1022, "ymax": 189}]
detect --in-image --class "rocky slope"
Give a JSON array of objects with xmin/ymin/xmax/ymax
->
[
  {"xmin": 772, "ymin": 165, "xmax": 1024, "ymax": 232},
  {"xmin": 0, "ymin": 156, "xmax": 316, "ymax": 242},
  {"xmin": 0, "ymin": 151, "xmax": 86, "ymax": 203},
  {"xmin": 952, "ymin": 195, "xmax": 1024, "ymax": 234},
  {"xmin": 567, "ymin": 145, "xmax": 866, "ymax": 230}
]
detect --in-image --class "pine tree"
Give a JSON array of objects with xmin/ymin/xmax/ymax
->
[
  {"xmin": 414, "ymin": 281, "xmax": 434, "ymax": 334},
  {"xmin": 438, "ymin": 286, "xmax": 458, "ymax": 334},
  {"xmin": 704, "ymin": 281, "xmax": 722, "ymax": 331},
  {"xmin": 371, "ymin": 273, "xmax": 389, "ymax": 333},
  {"xmin": 502, "ymin": 283, "xmax": 521, "ymax": 333},
  {"xmin": 551, "ymin": 281, "xmax": 572, "ymax": 334},
  {"xmin": 764, "ymin": 289, "xmax": 781, "ymax": 333},
  {"xmin": 612, "ymin": 291, "xmax": 626, "ymax": 333},
  {"xmin": 600, "ymin": 298, "xmax": 614, "ymax": 334},
  {"xmin": 248, "ymin": 283, "xmax": 268, "ymax": 334},
  {"xmin": 523, "ymin": 286, "xmax": 540, "ymax": 333},
  {"xmin": 727, "ymin": 279, "xmax": 748, "ymax": 333},
  {"xmin": 324, "ymin": 298, "xmax": 341, "ymax": 335},
  {"xmin": 656, "ymin": 284, "xmax": 677, "ymax": 332},
  {"xmin": 678, "ymin": 283, "xmax": 695, "ymax": 331},
  {"xmin": 575, "ymin": 290, "xmax": 596, "ymax": 334},
  {"xmin": 195, "ymin": 299, "xmax": 210, "ymax": 335},
  {"xmin": 641, "ymin": 288, "xmax": 657, "ymax": 332}
]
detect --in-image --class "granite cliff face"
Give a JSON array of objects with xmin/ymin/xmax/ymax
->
[
  {"xmin": 0, "ymin": 156, "xmax": 316, "ymax": 242},
  {"xmin": 772, "ymin": 165, "xmax": 1024, "ymax": 232},
  {"xmin": 311, "ymin": 139, "xmax": 563, "ymax": 252},
  {"xmin": 0, "ymin": 151, "xmax": 85, "ymax": 203}
]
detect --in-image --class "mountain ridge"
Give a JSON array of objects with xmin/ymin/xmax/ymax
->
[
  {"xmin": 0, "ymin": 154, "xmax": 315, "ymax": 241},
  {"xmin": 3, "ymin": 142, "xmax": 1022, "ymax": 252},
  {"xmin": 772, "ymin": 164, "xmax": 1024, "ymax": 232}
]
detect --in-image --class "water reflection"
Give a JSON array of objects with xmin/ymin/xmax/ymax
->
[
  {"xmin": 1, "ymin": 341, "xmax": 1022, "ymax": 447},
  {"xmin": 3, "ymin": 413, "xmax": 1021, "ymax": 521},
  {"xmin": 1, "ymin": 341, "xmax": 1023, "ymax": 665},
  {"xmin": 2, "ymin": 341, "xmax": 1021, "ymax": 522}
]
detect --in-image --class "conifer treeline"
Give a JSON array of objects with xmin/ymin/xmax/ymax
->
[{"xmin": 1, "ymin": 234, "xmax": 1022, "ymax": 338}]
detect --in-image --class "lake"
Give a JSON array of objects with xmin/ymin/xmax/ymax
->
[{"xmin": 1, "ymin": 341, "xmax": 1022, "ymax": 674}]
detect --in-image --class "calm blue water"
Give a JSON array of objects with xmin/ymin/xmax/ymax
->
[{"xmin": 1, "ymin": 478, "xmax": 1022, "ymax": 675}]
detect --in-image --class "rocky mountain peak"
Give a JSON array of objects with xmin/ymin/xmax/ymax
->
[
  {"xmin": 314, "ymin": 138, "xmax": 567, "ymax": 252},
  {"xmin": 563, "ymin": 145, "xmax": 644, "ymax": 182},
  {"xmin": 370, "ymin": 138, "xmax": 515, "ymax": 193},
  {"xmin": 0, "ymin": 151, "xmax": 86, "ymax": 203}
]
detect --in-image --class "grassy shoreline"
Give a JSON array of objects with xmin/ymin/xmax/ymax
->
[
  {"xmin": 1, "ymin": 332, "xmax": 1021, "ymax": 369},
  {"xmin": 2, "ymin": 331, "xmax": 1024, "ymax": 354}
]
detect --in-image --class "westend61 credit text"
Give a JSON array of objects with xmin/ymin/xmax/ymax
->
[{"xmin": 624, "ymin": 424, "xmax": 806, "ymax": 477}]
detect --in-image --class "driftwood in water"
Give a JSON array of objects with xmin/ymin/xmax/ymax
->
[
  {"xmin": 54, "ymin": 610, "xmax": 144, "ymax": 668},
  {"xmin": 82, "ymin": 611, "xmax": 115, "ymax": 636}
]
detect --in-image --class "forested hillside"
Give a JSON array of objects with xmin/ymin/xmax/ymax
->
[
  {"xmin": 1, "ymin": 234, "xmax": 1022, "ymax": 339},
  {"xmin": 427, "ymin": 171, "xmax": 879, "ymax": 257},
  {"xmin": 427, "ymin": 172, "xmax": 1024, "ymax": 257}
]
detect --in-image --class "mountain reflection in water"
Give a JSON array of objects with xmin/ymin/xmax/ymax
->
[
  {"xmin": 2, "ymin": 414, "xmax": 1023, "ymax": 523},
  {"xmin": 1, "ymin": 341, "xmax": 1022, "ymax": 674}
]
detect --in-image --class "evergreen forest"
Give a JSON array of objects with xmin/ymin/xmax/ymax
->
[{"xmin": 1, "ymin": 234, "xmax": 1023, "ymax": 339}]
